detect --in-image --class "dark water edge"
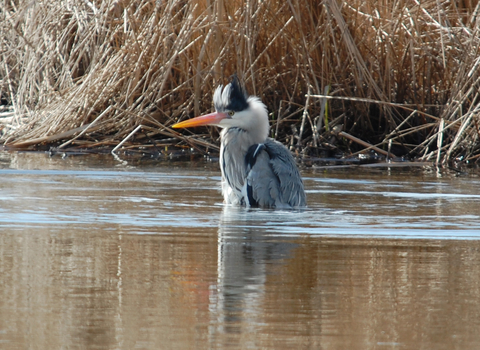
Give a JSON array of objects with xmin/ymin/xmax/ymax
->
[{"xmin": 3, "ymin": 144, "xmax": 477, "ymax": 171}]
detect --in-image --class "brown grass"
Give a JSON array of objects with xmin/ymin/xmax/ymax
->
[{"xmin": 1, "ymin": 0, "xmax": 480, "ymax": 164}]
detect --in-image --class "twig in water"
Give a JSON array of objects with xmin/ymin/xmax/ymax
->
[
  {"xmin": 308, "ymin": 94, "xmax": 440, "ymax": 121},
  {"xmin": 58, "ymin": 106, "xmax": 113, "ymax": 149},
  {"xmin": 436, "ymin": 118, "xmax": 444, "ymax": 165},
  {"xmin": 297, "ymin": 85, "xmax": 311, "ymax": 147},
  {"xmin": 444, "ymin": 113, "xmax": 474, "ymax": 162},
  {"xmin": 112, "ymin": 124, "xmax": 143, "ymax": 154},
  {"xmin": 334, "ymin": 129, "xmax": 398, "ymax": 158},
  {"xmin": 313, "ymin": 85, "xmax": 330, "ymax": 147}
]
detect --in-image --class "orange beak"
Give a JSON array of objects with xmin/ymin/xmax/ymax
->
[{"xmin": 172, "ymin": 112, "xmax": 228, "ymax": 129}]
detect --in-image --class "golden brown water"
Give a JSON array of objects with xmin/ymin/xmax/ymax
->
[{"xmin": 1, "ymin": 152, "xmax": 480, "ymax": 349}]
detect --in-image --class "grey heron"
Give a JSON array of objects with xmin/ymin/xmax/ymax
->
[{"xmin": 172, "ymin": 76, "xmax": 306, "ymax": 209}]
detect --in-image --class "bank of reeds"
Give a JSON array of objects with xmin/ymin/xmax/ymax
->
[{"xmin": 1, "ymin": 0, "xmax": 480, "ymax": 164}]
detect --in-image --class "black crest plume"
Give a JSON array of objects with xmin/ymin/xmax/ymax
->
[
  {"xmin": 226, "ymin": 75, "xmax": 249, "ymax": 112},
  {"xmin": 213, "ymin": 74, "xmax": 249, "ymax": 112}
]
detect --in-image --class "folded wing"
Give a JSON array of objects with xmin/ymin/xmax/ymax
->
[{"xmin": 243, "ymin": 139, "xmax": 306, "ymax": 208}]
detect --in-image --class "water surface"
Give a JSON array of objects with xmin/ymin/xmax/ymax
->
[{"xmin": 0, "ymin": 152, "xmax": 479, "ymax": 349}]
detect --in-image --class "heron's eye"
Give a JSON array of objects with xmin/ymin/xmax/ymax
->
[{"xmin": 228, "ymin": 111, "xmax": 235, "ymax": 117}]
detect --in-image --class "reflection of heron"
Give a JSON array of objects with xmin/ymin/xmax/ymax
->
[
  {"xmin": 210, "ymin": 206, "xmax": 299, "ymax": 344},
  {"xmin": 173, "ymin": 76, "xmax": 306, "ymax": 209}
]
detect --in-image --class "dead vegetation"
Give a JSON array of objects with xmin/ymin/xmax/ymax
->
[{"xmin": 1, "ymin": 0, "xmax": 480, "ymax": 165}]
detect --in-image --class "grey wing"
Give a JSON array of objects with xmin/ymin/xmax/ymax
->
[
  {"xmin": 244, "ymin": 140, "xmax": 306, "ymax": 208},
  {"xmin": 244, "ymin": 147, "xmax": 281, "ymax": 208},
  {"xmin": 264, "ymin": 139, "xmax": 306, "ymax": 207}
]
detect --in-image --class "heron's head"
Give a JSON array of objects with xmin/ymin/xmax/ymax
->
[{"xmin": 172, "ymin": 76, "xmax": 269, "ymax": 142}]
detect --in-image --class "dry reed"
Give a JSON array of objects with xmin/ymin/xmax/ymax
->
[{"xmin": 1, "ymin": 0, "xmax": 480, "ymax": 164}]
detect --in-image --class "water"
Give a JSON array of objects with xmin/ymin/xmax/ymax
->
[{"xmin": 1, "ymin": 152, "xmax": 480, "ymax": 349}]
